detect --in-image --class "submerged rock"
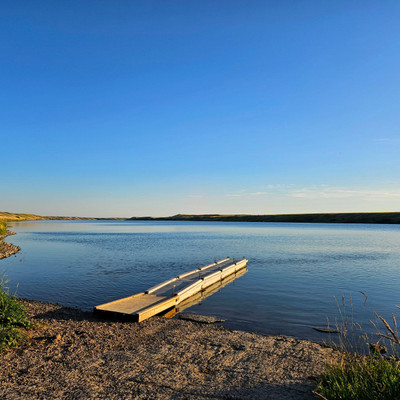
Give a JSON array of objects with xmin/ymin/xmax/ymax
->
[{"xmin": 178, "ymin": 313, "xmax": 225, "ymax": 324}]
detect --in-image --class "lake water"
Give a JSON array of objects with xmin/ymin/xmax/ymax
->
[{"xmin": 2, "ymin": 220, "xmax": 400, "ymax": 342}]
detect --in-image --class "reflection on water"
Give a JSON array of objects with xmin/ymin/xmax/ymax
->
[{"xmin": 2, "ymin": 220, "xmax": 400, "ymax": 342}]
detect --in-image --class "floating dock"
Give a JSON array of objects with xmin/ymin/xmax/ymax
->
[{"xmin": 94, "ymin": 257, "xmax": 248, "ymax": 322}]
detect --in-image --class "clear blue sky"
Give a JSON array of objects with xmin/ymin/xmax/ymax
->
[{"xmin": 1, "ymin": 1, "xmax": 400, "ymax": 217}]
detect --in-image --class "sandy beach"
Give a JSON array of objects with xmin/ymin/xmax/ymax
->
[{"xmin": 0, "ymin": 299, "xmax": 337, "ymax": 400}]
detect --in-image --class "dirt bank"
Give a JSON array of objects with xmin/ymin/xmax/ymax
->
[
  {"xmin": 0, "ymin": 300, "xmax": 337, "ymax": 399},
  {"xmin": 0, "ymin": 231, "xmax": 20, "ymax": 260}
]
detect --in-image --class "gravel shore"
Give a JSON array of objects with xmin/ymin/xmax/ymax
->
[
  {"xmin": 0, "ymin": 231, "xmax": 20, "ymax": 260},
  {"xmin": 0, "ymin": 300, "xmax": 337, "ymax": 399}
]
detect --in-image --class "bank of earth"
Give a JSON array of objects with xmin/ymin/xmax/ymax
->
[{"xmin": 0, "ymin": 231, "xmax": 20, "ymax": 260}]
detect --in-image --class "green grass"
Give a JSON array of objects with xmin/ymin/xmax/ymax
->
[
  {"xmin": 316, "ymin": 355, "xmax": 400, "ymax": 400},
  {"xmin": 0, "ymin": 221, "xmax": 7, "ymax": 234},
  {"xmin": 0, "ymin": 276, "xmax": 32, "ymax": 351},
  {"xmin": 315, "ymin": 298, "xmax": 400, "ymax": 400},
  {"xmin": 0, "ymin": 325, "xmax": 27, "ymax": 351}
]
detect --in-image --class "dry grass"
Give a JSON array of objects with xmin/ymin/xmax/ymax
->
[
  {"xmin": 0, "ymin": 211, "xmax": 45, "ymax": 222},
  {"xmin": 0, "ymin": 211, "xmax": 97, "ymax": 221}
]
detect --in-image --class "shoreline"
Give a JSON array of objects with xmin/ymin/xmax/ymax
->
[
  {"xmin": 128, "ymin": 212, "xmax": 400, "ymax": 224},
  {"xmin": 3, "ymin": 210, "xmax": 400, "ymax": 224},
  {"xmin": 0, "ymin": 224, "xmax": 338, "ymax": 398},
  {"xmin": 0, "ymin": 299, "xmax": 337, "ymax": 399},
  {"xmin": 0, "ymin": 230, "xmax": 20, "ymax": 260}
]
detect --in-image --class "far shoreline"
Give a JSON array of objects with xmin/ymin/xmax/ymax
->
[
  {"xmin": 3, "ymin": 210, "xmax": 400, "ymax": 224},
  {"xmin": 129, "ymin": 212, "xmax": 400, "ymax": 224}
]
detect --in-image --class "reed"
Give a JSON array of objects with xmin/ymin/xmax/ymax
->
[{"xmin": 315, "ymin": 295, "xmax": 400, "ymax": 399}]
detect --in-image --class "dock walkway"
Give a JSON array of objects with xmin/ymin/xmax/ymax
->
[{"xmin": 94, "ymin": 258, "xmax": 248, "ymax": 322}]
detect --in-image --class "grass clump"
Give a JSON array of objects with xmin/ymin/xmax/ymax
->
[
  {"xmin": 0, "ymin": 221, "xmax": 7, "ymax": 235},
  {"xmin": 315, "ymin": 297, "xmax": 400, "ymax": 399},
  {"xmin": 0, "ymin": 276, "xmax": 32, "ymax": 351},
  {"xmin": 0, "ymin": 326, "xmax": 27, "ymax": 350},
  {"xmin": 316, "ymin": 355, "xmax": 400, "ymax": 400}
]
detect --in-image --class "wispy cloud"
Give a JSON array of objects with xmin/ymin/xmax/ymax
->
[
  {"xmin": 225, "ymin": 184, "xmax": 297, "ymax": 198},
  {"xmin": 373, "ymin": 137, "xmax": 400, "ymax": 143},
  {"xmin": 225, "ymin": 185, "xmax": 400, "ymax": 201},
  {"xmin": 289, "ymin": 187, "xmax": 400, "ymax": 200},
  {"xmin": 225, "ymin": 191, "xmax": 269, "ymax": 197}
]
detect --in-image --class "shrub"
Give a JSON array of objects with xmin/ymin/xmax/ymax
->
[
  {"xmin": 0, "ymin": 325, "xmax": 27, "ymax": 352},
  {"xmin": 0, "ymin": 221, "xmax": 7, "ymax": 235},
  {"xmin": 0, "ymin": 276, "xmax": 32, "ymax": 351}
]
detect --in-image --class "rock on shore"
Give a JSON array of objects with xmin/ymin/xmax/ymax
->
[
  {"xmin": 0, "ymin": 231, "xmax": 20, "ymax": 260},
  {"xmin": 0, "ymin": 300, "xmax": 337, "ymax": 399}
]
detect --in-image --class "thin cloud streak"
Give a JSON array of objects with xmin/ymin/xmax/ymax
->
[
  {"xmin": 225, "ymin": 185, "xmax": 400, "ymax": 201},
  {"xmin": 290, "ymin": 188, "xmax": 400, "ymax": 200},
  {"xmin": 373, "ymin": 137, "xmax": 400, "ymax": 143},
  {"xmin": 226, "ymin": 191, "xmax": 269, "ymax": 197}
]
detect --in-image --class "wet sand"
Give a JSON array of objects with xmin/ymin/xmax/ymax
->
[{"xmin": 0, "ymin": 300, "xmax": 337, "ymax": 399}]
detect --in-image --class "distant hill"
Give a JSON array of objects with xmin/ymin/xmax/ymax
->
[
  {"xmin": 3, "ymin": 211, "xmax": 400, "ymax": 224},
  {"xmin": 128, "ymin": 212, "xmax": 400, "ymax": 224},
  {"xmin": 0, "ymin": 211, "xmax": 47, "ymax": 221},
  {"xmin": 0, "ymin": 212, "xmax": 124, "ymax": 221}
]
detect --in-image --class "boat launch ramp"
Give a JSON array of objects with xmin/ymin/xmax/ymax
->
[{"xmin": 94, "ymin": 257, "xmax": 248, "ymax": 322}]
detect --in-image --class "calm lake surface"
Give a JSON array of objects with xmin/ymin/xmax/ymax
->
[{"xmin": 2, "ymin": 220, "xmax": 400, "ymax": 342}]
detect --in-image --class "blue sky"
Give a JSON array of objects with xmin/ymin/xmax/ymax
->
[{"xmin": 1, "ymin": 1, "xmax": 400, "ymax": 217}]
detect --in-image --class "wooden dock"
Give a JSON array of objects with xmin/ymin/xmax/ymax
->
[{"xmin": 94, "ymin": 257, "xmax": 248, "ymax": 322}]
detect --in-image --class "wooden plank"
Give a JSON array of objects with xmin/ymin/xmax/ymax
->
[
  {"xmin": 95, "ymin": 294, "xmax": 165, "ymax": 314},
  {"xmin": 176, "ymin": 279, "xmax": 203, "ymax": 298},
  {"xmin": 177, "ymin": 281, "xmax": 203, "ymax": 301},
  {"xmin": 137, "ymin": 296, "xmax": 180, "ymax": 322},
  {"xmin": 94, "ymin": 291, "xmax": 146, "ymax": 310}
]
